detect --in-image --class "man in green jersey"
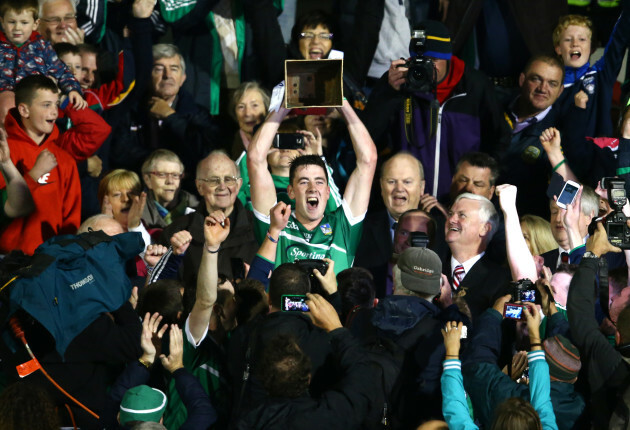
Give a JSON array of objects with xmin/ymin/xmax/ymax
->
[{"xmin": 248, "ymin": 99, "xmax": 377, "ymax": 275}]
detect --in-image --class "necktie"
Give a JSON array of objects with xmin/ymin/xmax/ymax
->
[
  {"xmin": 453, "ymin": 265, "xmax": 465, "ymax": 290},
  {"xmin": 560, "ymin": 252, "xmax": 569, "ymax": 264}
]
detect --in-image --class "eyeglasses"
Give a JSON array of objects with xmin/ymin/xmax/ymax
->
[
  {"xmin": 300, "ymin": 32, "xmax": 333, "ymax": 41},
  {"xmin": 197, "ymin": 176, "xmax": 240, "ymax": 187},
  {"xmin": 41, "ymin": 14, "xmax": 77, "ymax": 24},
  {"xmin": 149, "ymin": 171, "xmax": 183, "ymax": 180}
]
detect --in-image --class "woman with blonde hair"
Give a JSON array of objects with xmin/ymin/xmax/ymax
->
[{"xmin": 520, "ymin": 214, "xmax": 557, "ymax": 256}]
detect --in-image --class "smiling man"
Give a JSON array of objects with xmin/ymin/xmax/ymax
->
[
  {"xmin": 0, "ymin": 75, "xmax": 106, "ymax": 253},
  {"xmin": 444, "ymin": 193, "xmax": 510, "ymax": 319},
  {"xmin": 248, "ymin": 99, "xmax": 377, "ymax": 275},
  {"xmin": 499, "ymin": 55, "xmax": 566, "ymax": 217},
  {"xmin": 160, "ymin": 150, "xmax": 257, "ymax": 284},
  {"xmin": 354, "ymin": 152, "xmax": 425, "ymax": 296},
  {"xmin": 38, "ymin": 0, "xmax": 84, "ymax": 45}
]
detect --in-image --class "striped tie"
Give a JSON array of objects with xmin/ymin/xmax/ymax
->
[{"xmin": 453, "ymin": 265, "xmax": 465, "ymax": 290}]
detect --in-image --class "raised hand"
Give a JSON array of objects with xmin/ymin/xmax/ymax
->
[
  {"xmin": 170, "ymin": 230, "xmax": 193, "ymax": 256},
  {"xmin": 204, "ymin": 212, "xmax": 231, "ymax": 251},
  {"xmin": 159, "ymin": 325, "xmax": 185, "ymax": 373}
]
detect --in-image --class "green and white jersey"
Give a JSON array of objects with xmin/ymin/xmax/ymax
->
[
  {"xmin": 253, "ymin": 199, "xmax": 364, "ymax": 275},
  {"xmin": 163, "ymin": 317, "xmax": 230, "ymax": 429},
  {"xmin": 236, "ymin": 151, "xmax": 342, "ymax": 212}
]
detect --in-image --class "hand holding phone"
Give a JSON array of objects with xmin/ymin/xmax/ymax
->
[{"xmin": 556, "ymin": 180, "xmax": 580, "ymax": 209}]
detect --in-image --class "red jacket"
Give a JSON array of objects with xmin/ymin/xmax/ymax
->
[
  {"xmin": 55, "ymin": 101, "xmax": 112, "ymax": 161},
  {"xmin": 0, "ymin": 109, "xmax": 82, "ymax": 254}
]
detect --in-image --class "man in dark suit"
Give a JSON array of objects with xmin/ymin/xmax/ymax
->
[
  {"xmin": 541, "ymin": 187, "xmax": 599, "ymax": 273},
  {"xmin": 354, "ymin": 152, "xmax": 425, "ymax": 298},
  {"xmin": 444, "ymin": 193, "xmax": 510, "ymax": 319}
]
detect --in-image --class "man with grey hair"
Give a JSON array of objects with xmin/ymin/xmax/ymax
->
[
  {"xmin": 159, "ymin": 151, "xmax": 257, "ymax": 288},
  {"xmin": 444, "ymin": 192, "xmax": 511, "ymax": 319},
  {"xmin": 354, "ymin": 247, "xmax": 467, "ymax": 427},
  {"xmin": 542, "ymin": 186, "xmax": 598, "ymax": 273},
  {"xmin": 110, "ymin": 42, "xmax": 222, "ymax": 192},
  {"xmin": 38, "ymin": 0, "xmax": 84, "ymax": 45}
]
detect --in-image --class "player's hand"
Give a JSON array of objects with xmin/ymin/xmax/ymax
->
[
  {"xmin": 539, "ymin": 127, "xmax": 562, "ymax": 156},
  {"xmin": 496, "ymin": 184, "xmax": 517, "ymax": 212},
  {"xmin": 269, "ymin": 201, "xmax": 291, "ymax": 238},
  {"xmin": 170, "ymin": 230, "xmax": 192, "ymax": 255}
]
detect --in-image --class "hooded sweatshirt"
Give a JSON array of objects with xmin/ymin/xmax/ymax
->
[{"xmin": 0, "ymin": 109, "xmax": 81, "ymax": 254}]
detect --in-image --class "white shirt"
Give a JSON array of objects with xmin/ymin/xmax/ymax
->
[{"xmin": 451, "ymin": 252, "xmax": 485, "ymax": 282}]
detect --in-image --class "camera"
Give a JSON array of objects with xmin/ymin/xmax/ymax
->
[
  {"xmin": 600, "ymin": 177, "xmax": 630, "ymax": 249},
  {"xmin": 503, "ymin": 303, "xmax": 526, "ymax": 320},
  {"xmin": 509, "ymin": 279, "xmax": 536, "ymax": 303},
  {"xmin": 400, "ymin": 29, "xmax": 437, "ymax": 94},
  {"xmin": 294, "ymin": 259, "xmax": 329, "ymax": 295},
  {"xmin": 410, "ymin": 231, "xmax": 429, "ymax": 248}
]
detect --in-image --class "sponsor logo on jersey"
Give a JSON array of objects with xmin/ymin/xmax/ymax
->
[
  {"xmin": 320, "ymin": 223, "xmax": 332, "ymax": 236},
  {"xmin": 288, "ymin": 247, "xmax": 324, "ymax": 260},
  {"xmin": 287, "ymin": 220, "xmax": 300, "ymax": 230},
  {"xmin": 37, "ymin": 173, "xmax": 52, "ymax": 184}
]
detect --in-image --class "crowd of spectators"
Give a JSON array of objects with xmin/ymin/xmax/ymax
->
[{"xmin": 2, "ymin": 0, "xmax": 630, "ymax": 429}]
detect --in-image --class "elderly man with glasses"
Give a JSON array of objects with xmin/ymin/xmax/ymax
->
[
  {"xmin": 159, "ymin": 150, "xmax": 257, "ymax": 285},
  {"xmin": 38, "ymin": 0, "xmax": 84, "ymax": 45}
]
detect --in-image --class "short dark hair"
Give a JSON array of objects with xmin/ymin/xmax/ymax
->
[
  {"xmin": 138, "ymin": 280, "xmax": 184, "ymax": 326},
  {"xmin": 268, "ymin": 263, "xmax": 310, "ymax": 309},
  {"xmin": 0, "ymin": 0, "xmax": 38, "ymax": 20},
  {"xmin": 289, "ymin": 10, "xmax": 335, "ymax": 59},
  {"xmin": 455, "ymin": 152, "xmax": 499, "ymax": 186},
  {"xmin": 15, "ymin": 75, "xmax": 58, "ymax": 106},
  {"xmin": 78, "ymin": 43, "xmax": 99, "ymax": 56},
  {"xmin": 53, "ymin": 42, "xmax": 80, "ymax": 58},
  {"xmin": 0, "ymin": 380, "xmax": 60, "ymax": 430},
  {"xmin": 522, "ymin": 55, "xmax": 565, "ymax": 84},
  {"xmin": 491, "ymin": 397, "xmax": 542, "ymax": 430},
  {"xmin": 289, "ymin": 155, "xmax": 329, "ymax": 185},
  {"xmin": 257, "ymin": 334, "xmax": 312, "ymax": 398},
  {"xmin": 235, "ymin": 279, "xmax": 268, "ymax": 325},
  {"xmin": 337, "ymin": 267, "xmax": 375, "ymax": 322}
]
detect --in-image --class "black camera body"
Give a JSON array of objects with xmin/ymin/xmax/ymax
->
[
  {"xmin": 402, "ymin": 29, "xmax": 437, "ymax": 94},
  {"xmin": 294, "ymin": 259, "xmax": 329, "ymax": 295},
  {"xmin": 410, "ymin": 231, "xmax": 429, "ymax": 248},
  {"xmin": 602, "ymin": 177, "xmax": 630, "ymax": 249},
  {"xmin": 510, "ymin": 278, "xmax": 536, "ymax": 303}
]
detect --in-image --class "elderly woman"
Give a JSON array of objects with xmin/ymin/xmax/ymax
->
[
  {"xmin": 140, "ymin": 149, "xmax": 199, "ymax": 230},
  {"xmin": 229, "ymin": 81, "xmax": 270, "ymax": 159}
]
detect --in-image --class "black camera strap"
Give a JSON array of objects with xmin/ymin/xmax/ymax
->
[{"xmin": 598, "ymin": 257, "xmax": 611, "ymax": 320}]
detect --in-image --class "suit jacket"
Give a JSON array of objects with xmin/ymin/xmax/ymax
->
[
  {"xmin": 444, "ymin": 254, "xmax": 511, "ymax": 320},
  {"xmin": 353, "ymin": 209, "xmax": 393, "ymax": 299}
]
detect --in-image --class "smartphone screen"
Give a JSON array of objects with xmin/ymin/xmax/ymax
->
[
  {"xmin": 504, "ymin": 303, "xmax": 525, "ymax": 320},
  {"xmin": 557, "ymin": 182, "xmax": 579, "ymax": 208},
  {"xmin": 281, "ymin": 295, "xmax": 310, "ymax": 312}
]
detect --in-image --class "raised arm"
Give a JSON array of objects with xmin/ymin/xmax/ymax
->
[
  {"xmin": 338, "ymin": 99, "xmax": 378, "ymax": 217},
  {"xmin": 188, "ymin": 212, "xmax": 230, "ymax": 343},
  {"xmin": 247, "ymin": 106, "xmax": 291, "ymax": 216},
  {"xmin": 497, "ymin": 184, "xmax": 538, "ymax": 282},
  {"xmin": 0, "ymin": 129, "xmax": 33, "ymax": 218},
  {"xmin": 540, "ymin": 127, "xmax": 577, "ymax": 183}
]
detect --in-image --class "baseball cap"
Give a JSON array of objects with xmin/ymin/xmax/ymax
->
[{"xmin": 395, "ymin": 247, "xmax": 442, "ymax": 295}]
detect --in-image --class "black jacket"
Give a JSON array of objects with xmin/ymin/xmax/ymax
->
[
  {"xmin": 235, "ymin": 328, "xmax": 377, "ymax": 430},
  {"xmin": 353, "ymin": 208, "xmax": 393, "ymax": 298},
  {"xmin": 567, "ymin": 256, "xmax": 630, "ymax": 429},
  {"xmin": 159, "ymin": 200, "xmax": 257, "ymax": 289}
]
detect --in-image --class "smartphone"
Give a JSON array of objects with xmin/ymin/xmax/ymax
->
[
  {"xmin": 504, "ymin": 303, "xmax": 526, "ymax": 320},
  {"xmin": 556, "ymin": 180, "xmax": 580, "ymax": 209},
  {"xmin": 281, "ymin": 295, "xmax": 310, "ymax": 312},
  {"xmin": 273, "ymin": 133, "xmax": 305, "ymax": 150}
]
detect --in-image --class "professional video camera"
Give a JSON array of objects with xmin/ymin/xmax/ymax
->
[
  {"xmin": 401, "ymin": 29, "xmax": 437, "ymax": 93},
  {"xmin": 601, "ymin": 177, "xmax": 630, "ymax": 249}
]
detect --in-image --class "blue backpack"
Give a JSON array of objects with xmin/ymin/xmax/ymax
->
[{"xmin": 7, "ymin": 230, "xmax": 144, "ymax": 357}]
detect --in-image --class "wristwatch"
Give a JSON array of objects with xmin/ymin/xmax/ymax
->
[{"xmin": 583, "ymin": 251, "xmax": 599, "ymax": 259}]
